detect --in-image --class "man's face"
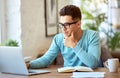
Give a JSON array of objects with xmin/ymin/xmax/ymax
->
[{"xmin": 59, "ymin": 15, "xmax": 81, "ymax": 37}]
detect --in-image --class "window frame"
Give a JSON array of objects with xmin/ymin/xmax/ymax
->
[{"xmin": 0, "ymin": 0, "xmax": 6, "ymax": 43}]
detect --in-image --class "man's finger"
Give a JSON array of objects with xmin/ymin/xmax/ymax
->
[
  {"xmin": 69, "ymin": 31, "xmax": 75, "ymax": 38},
  {"xmin": 64, "ymin": 34, "xmax": 68, "ymax": 39}
]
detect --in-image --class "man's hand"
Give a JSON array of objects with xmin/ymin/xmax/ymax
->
[
  {"xmin": 64, "ymin": 32, "xmax": 77, "ymax": 48},
  {"xmin": 26, "ymin": 62, "xmax": 30, "ymax": 69}
]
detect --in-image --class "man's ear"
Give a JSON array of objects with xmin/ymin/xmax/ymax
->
[{"xmin": 77, "ymin": 21, "xmax": 81, "ymax": 28}]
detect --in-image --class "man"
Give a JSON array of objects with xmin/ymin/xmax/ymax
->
[{"xmin": 27, "ymin": 5, "xmax": 101, "ymax": 69}]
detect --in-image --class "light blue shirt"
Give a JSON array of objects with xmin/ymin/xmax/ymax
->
[{"xmin": 30, "ymin": 30, "xmax": 101, "ymax": 68}]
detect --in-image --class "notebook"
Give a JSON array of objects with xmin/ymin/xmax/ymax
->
[
  {"xmin": 71, "ymin": 72, "xmax": 105, "ymax": 78},
  {"xmin": 0, "ymin": 46, "xmax": 50, "ymax": 75}
]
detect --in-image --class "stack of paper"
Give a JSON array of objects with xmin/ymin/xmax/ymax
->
[
  {"xmin": 24, "ymin": 56, "xmax": 32, "ymax": 62},
  {"xmin": 71, "ymin": 72, "xmax": 105, "ymax": 78}
]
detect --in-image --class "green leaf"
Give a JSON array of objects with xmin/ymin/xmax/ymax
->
[{"xmin": 1, "ymin": 39, "xmax": 18, "ymax": 47}]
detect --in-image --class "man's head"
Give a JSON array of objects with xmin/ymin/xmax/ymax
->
[
  {"xmin": 59, "ymin": 5, "xmax": 82, "ymax": 37},
  {"xmin": 59, "ymin": 5, "xmax": 82, "ymax": 20}
]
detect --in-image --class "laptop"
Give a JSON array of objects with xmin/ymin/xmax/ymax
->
[{"xmin": 0, "ymin": 46, "xmax": 50, "ymax": 75}]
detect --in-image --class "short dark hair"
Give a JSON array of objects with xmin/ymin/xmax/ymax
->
[{"xmin": 59, "ymin": 5, "xmax": 82, "ymax": 20}]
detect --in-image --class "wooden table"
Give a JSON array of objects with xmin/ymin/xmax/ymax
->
[{"xmin": 0, "ymin": 65, "xmax": 120, "ymax": 78}]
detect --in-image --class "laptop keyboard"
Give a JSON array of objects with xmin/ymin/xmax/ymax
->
[{"xmin": 28, "ymin": 69, "xmax": 50, "ymax": 73}]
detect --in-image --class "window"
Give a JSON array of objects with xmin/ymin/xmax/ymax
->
[
  {"xmin": 6, "ymin": 0, "xmax": 21, "ymax": 46},
  {"xmin": 0, "ymin": 0, "xmax": 6, "ymax": 43},
  {"xmin": 0, "ymin": 0, "xmax": 21, "ymax": 46}
]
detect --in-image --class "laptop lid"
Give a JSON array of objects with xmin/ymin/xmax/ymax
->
[{"xmin": 0, "ymin": 46, "xmax": 50, "ymax": 75}]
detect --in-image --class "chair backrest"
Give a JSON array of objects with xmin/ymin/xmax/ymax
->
[
  {"xmin": 101, "ymin": 46, "xmax": 113, "ymax": 63},
  {"xmin": 54, "ymin": 52, "xmax": 64, "ymax": 65}
]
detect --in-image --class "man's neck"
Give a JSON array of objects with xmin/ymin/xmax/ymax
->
[{"xmin": 74, "ymin": 29, "xmax": 83, "ymax": 42}]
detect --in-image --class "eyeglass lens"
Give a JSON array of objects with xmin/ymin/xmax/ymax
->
[{"xmin": 58, "ymin": 21, "xmax": 78, "ymax": 29}]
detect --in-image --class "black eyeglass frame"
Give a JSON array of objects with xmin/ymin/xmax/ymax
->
[{"xmin": 58, "ymin": 21, "xmax": 78, "ymax": 29}]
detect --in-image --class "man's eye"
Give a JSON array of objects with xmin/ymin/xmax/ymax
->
[{"xmin": 64, "ymin": 23, "xmax": 69, "ymax": 26}]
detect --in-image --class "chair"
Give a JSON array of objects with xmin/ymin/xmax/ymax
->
[{"xmin": 101, "ymin": 46, "xmax": 113, "ymax": 63}]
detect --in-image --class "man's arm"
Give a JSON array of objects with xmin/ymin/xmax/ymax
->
[
  {"xmin": 73, "ymin": 32, "xmax": 101, "ymax": 68},
  {"xmin": 28, "ymin": 35, "xmax": 61, "ymax": 69}
]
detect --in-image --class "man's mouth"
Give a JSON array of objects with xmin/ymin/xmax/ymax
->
[{"xmin": 64, "ymin": 32, "xmax": 71, "ymax": 38}]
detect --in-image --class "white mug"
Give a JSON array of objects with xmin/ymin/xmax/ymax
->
[{"xmin": 105, "ymin": 58, "xmax": 119, "ymax": 72}]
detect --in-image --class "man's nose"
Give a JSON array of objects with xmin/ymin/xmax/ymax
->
[{"xmin": 62, "ymin": 27, "xmax": 67, "ymax": 31}]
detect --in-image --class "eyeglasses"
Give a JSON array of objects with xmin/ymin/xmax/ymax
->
[{"xmin": 58, "ymin": 21, "xmax": 78, "ymax": 29}]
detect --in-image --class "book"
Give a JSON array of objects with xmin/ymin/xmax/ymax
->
[
  {"xmin": 57, "ymin": 66, "xmax": 93, "ymax": 73},
  {"xmin": 71, "ymin": 72, "xmax": 105, "ymax": 78}
]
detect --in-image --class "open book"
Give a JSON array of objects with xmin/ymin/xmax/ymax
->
[{"xmin": 58, "ymin": 66, "xmax": 93, "ymax": 73}]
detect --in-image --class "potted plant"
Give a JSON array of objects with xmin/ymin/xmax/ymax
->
[
  {"xmin": 0, "ymin": 39, "xmax": 18, "ymax": 47},
  {"xmin": 106, "ymin": 31, "xmax": 120, "ymax": 60}
]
